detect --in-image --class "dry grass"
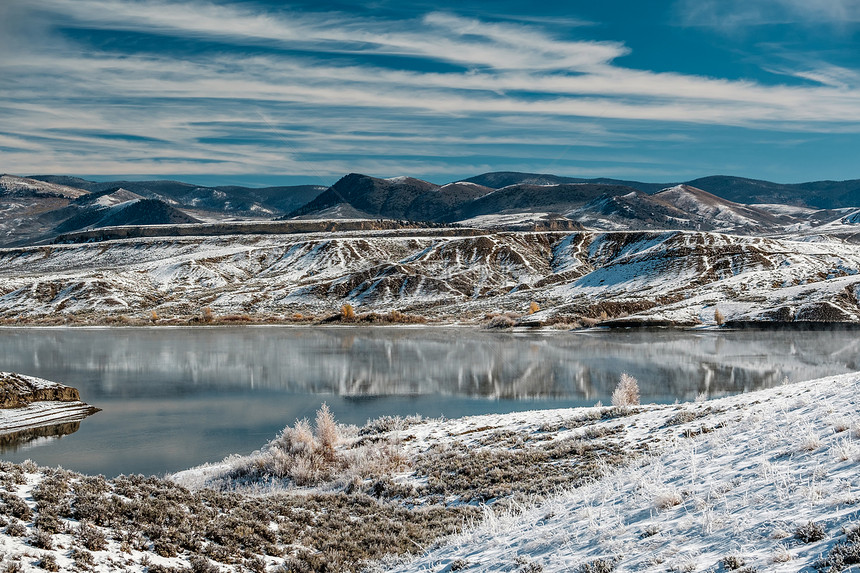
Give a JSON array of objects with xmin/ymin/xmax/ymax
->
[
  {"xmin": 485, "ymin": 313, "xmax": 517, "ymax": 329},
  {"xmin": 771, "ymin": 544, "xmax": 793, "ymax": 564}
]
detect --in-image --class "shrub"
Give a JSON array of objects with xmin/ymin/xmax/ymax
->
[
  {"xmin": 202, "ymin": 307, "xmax": 214, "ymax": 322},
  {"xmin": 30, "ymin": 528, "xmax": 53, "ymax": 550},
  {"xmin": 190, "ymin": 556, "xmax": 220, "ymax": 573},
  {"xmin": 239, "ymin": 404, "xmax": 352, "ymax": 485},
  {"xmin": 485, "ymin": 315, "xmax": 516, "ymax": 329},
  {"xmin": 5, "ymin": 520, "xmax": 26, "ymax": 536},
  {"xmin": 721, "ymin": 555, "xmax": 746, "ymax": 570},
  {"xmin": 244, "ymin": 556, "xmax": 267, "ymax": 573},
  {"xmin": 577, "ymin": 558, "xmax": 617, "ymax": 573},
  {"xmin": 816, "ymin": 525, "xmax": 860, "ymax": 571},
  {"xmin": 1, "ymin": 492, "xmax": 33, "ymax": 520},
  {"xmin": 386, "ymin": 310, "xmax": 427, "ymax": 324},
  {"xmin": 37, "ymin": 554, "xmax": 58, "ymax": 572},
  {"xmin": 667, "ymin": 410, "xmax": 698, "ymax": 426},
  {"xmin": 528, "ymin": 301, "xmax": 540, "ymax": 315},
  {"xmin": 611, "ymin": 373, "xmax": 640, "ymax": 409},
  {"xmin": 77, "ymin": 521, "xmax": 107, "ymax": 551},
  {"xmin": 795, "ymin": 521, "xmax": 826, "ymax": 543},
  {"xmin": 153, "ymin": 538, "xmax": 179, "ymax": 557},
  {"xmin": 714, "ymin": 308, "xmax": 725, "ymax": 326},
  {"xmin": 341, "ymin": 304, "xmax": 355, "ymax": 320},
  {"xmin": 316, "ymin": 403, "xmax": 340, "ymax": 459},
  {"xmin": 150, "ymin": 310, "xmax": 159, "ymax": 322},
  {"xmin": 71, "ymin": 548, "xmax": 94, "ymax": 568}
]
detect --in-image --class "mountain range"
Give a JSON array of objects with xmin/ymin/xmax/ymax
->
[{"xmin": 2, "ymin": 170, "xmax": 860, "ymax": 246}]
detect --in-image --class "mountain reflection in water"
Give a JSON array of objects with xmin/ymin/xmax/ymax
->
[{"xmin": 0, "ymin": 326, "xmax": 856, "ymax": 476}]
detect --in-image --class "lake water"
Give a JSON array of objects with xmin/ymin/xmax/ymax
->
[{"xmin": 0, "ymin": 326, "xmax": 856, "ymax": 477}]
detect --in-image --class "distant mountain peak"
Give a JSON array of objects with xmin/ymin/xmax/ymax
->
[{"xmin": 0, "ymin": 174, "xmax": 89, "ymax": 199}]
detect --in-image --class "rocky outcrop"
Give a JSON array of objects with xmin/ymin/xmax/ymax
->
[
  {"xmin": 0, "ymin": 373, "xmax": 98, "ymax": 449},
  {"xmin": 0, "ymin": 372, "xmax": 81, "ymax": 408}
]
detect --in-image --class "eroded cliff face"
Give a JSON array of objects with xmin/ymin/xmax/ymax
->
[
  {"xmin": 0, "ymin": 372, "xmax": 81, "ymax": 408},
  {"xmin": 2, "ymin": 229, "xmax": 860, "ymax": 326}
]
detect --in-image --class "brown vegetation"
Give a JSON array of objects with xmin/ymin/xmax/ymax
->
[{"xmin": 340, "ymin": 303, "xmax": 355, "ymax": 320}]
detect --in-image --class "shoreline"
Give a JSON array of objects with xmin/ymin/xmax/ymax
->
[{"xmin": 3, "ymin": 316, "xmax": 860, "ymax": 330}]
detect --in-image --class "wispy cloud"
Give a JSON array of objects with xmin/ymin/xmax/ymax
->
[
  {"xmin": 2, "ymin": 0, "xmax": 860, "ymax": 180},
  {"xmin": 676, "ymin": 0, "xmax": 860, "ymax": 29}
]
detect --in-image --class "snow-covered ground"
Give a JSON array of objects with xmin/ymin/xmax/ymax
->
[{"xmin": 390, "ymin": 372, "xmax": 860, "ymax": 572}]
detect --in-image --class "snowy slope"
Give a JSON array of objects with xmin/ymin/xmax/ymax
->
[
  {"xmin": 2, "ymin": 230, "xmax": 860, "ymax": 326},
  {"xmin": 392, "ymin": 372, "xmax": 860, "ymax": 573}
]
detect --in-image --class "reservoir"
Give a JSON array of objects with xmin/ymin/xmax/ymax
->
[{"xmin": 0, "ymin": 326, "xmax": 856, "ymax": 476}]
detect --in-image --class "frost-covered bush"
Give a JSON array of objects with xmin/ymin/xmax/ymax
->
[
  {"xmin": 316, "ymin": 403, "xmax": 339, "ymax": 459},
  {"xmin": 654, "ymin": 489, "xmax": 683, "ymax": 510},
  {"xmin": 228, "ymin": 404, "xmax": 406, "ymax": 488},
  {"xmin": 795, "ymin": 521, "xmax": 826, "ymax": 543},
  {"xmin": 611, "ymin": 373, "xmax": 640, "ymax": 409}
]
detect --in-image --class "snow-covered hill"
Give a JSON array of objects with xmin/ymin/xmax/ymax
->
[
  {"xmin": 392, "ymin": 372, "xmax": 860, "ymax": 573},
  {"xmin": 2, "ymin": 229, "xmax": 860, "ymax": 326}
]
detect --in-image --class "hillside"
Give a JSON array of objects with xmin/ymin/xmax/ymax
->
[
  {"xmin": 393, "ymin": 371, "xmax": 860, "ymax": 572},
  {"xmin": 0, "ymin": 175, "xmax": 91, "ymax": 246},
  {"xmin": 3, "ymin": 229, "xmax": 860, "ymax": 327}
]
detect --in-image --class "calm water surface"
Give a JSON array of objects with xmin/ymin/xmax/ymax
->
[{"xmin": 0, "ymin": 326, "xmax": 856, "ymax": 477}]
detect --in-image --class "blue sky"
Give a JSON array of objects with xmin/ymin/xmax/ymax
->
[{"xmin": 2, "ymin": 0, "xmax": 859, "ymax": 186}]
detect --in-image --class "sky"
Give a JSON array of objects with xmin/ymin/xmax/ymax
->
[{"xmin": 2, "ymin": 0, "xmax": 860, "ymax": 187}]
